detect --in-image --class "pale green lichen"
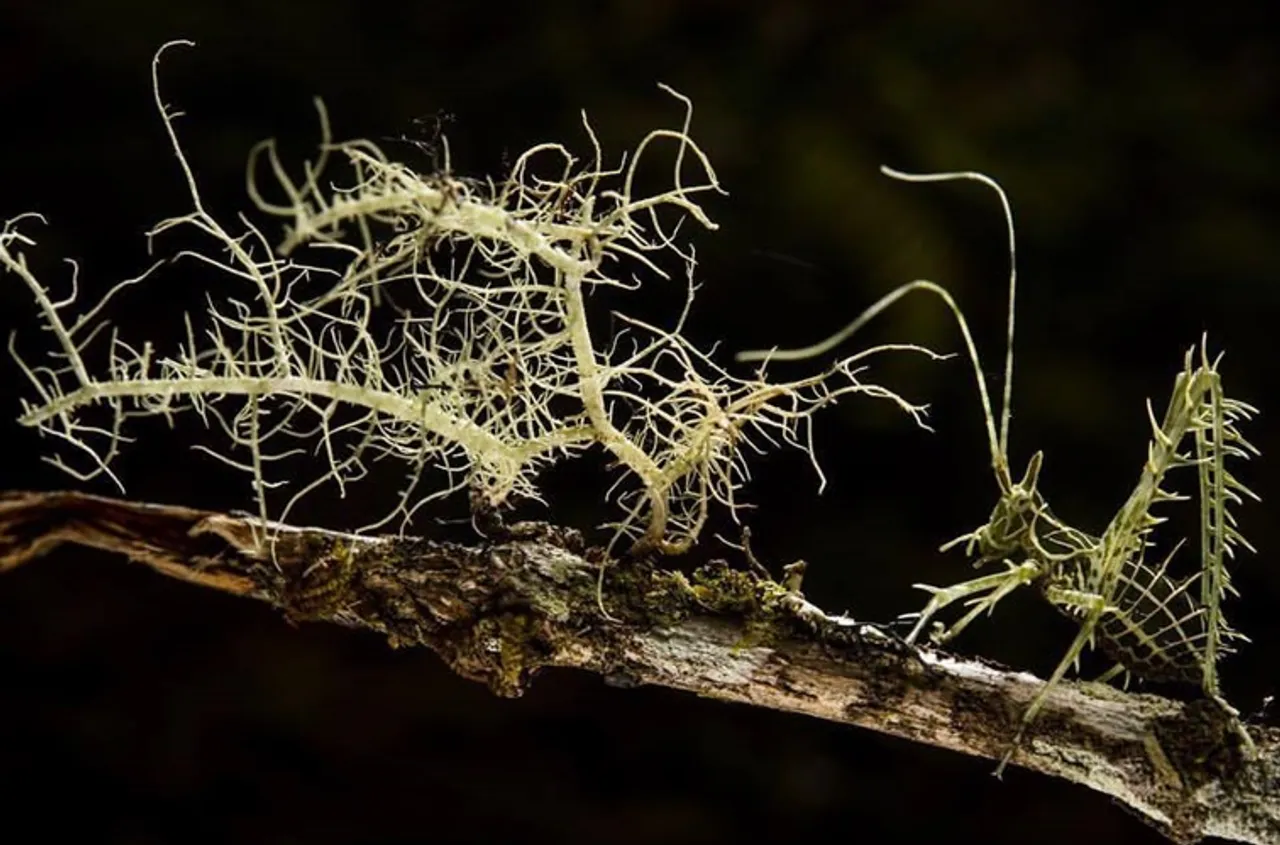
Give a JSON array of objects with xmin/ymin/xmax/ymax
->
[{"xmin": 3, "ymin": 40, "xmax": 938, "ymax": 557}]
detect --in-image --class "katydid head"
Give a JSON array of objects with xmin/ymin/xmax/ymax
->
[{"xmin": 958, "ymin": 451, "xmax": 1047, "ymax": 564}]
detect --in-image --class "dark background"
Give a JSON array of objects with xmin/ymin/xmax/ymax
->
[{"xmin": 2, "ymin": 3, "xmax": 1279, "ymax": 843}]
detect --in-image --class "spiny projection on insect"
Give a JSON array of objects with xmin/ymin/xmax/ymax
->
[{"xmin": 738, "ymin": 168, "xmax": 1260, "ymax": 776}]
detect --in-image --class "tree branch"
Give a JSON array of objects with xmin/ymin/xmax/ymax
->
[{"xmin": 1, "ymin": 489, "xmax": 1276, "ymax": 844}]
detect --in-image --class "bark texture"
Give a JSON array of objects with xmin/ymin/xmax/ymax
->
[{"xmin": 1, "ymin": 489, "xmax": 1276, "ymax": 844}]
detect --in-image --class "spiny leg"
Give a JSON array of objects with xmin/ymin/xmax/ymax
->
[
  {"xmin": 902, "ymin": 561, "xmax": 1040, "ymax": 645},
  {"xmin": 994, "ymin": 589, "xmax": 1108, "ymax": 778},
  {"xmin": 1189, "ymin": 352, "xmax": 1259, "ymax": 755},
  {"xmin": 1195, "ymin": 362, "xmax": 1229, "ymax": 698},
  {"xmin": 936, "ymin": 562, "xmax": 1044, "ymax": 645}
]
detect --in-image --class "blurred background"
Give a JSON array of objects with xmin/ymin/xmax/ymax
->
[{"xmin": 1, "ymin": 2, "xmax": 1278, "ymax": 843}]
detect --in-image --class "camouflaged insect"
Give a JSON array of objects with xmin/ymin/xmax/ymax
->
[{"xmin": 738, "ymin": 167, "xmax": 1259, "ymax": 776}]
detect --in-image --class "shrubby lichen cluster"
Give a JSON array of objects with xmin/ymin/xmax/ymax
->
[{"xmin": 2, "ymin": 41, "xmax": 935, "ymax": 554}]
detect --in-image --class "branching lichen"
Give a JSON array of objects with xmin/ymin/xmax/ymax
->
[{"xmin": 3, "ymin": 40, "xmax": 940, "ymax": 555}]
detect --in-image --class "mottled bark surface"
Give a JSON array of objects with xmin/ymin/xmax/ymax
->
[{"xmin": 1, "ymin": 490, "xmax": 1276, "ymax": 844}]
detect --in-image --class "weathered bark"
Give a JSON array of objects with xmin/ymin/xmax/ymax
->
[{"xmin": 0, "ymin": 489, "xmax": 1276, "ymax": 844}]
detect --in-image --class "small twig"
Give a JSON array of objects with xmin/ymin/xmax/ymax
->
[
  {"xmin": 0, "ymin": 489, "xmax": 1277, "ymax": 845},
  {"xmin": 737, "ymin": 525, "xmax": 773, "ymax": 581}
]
